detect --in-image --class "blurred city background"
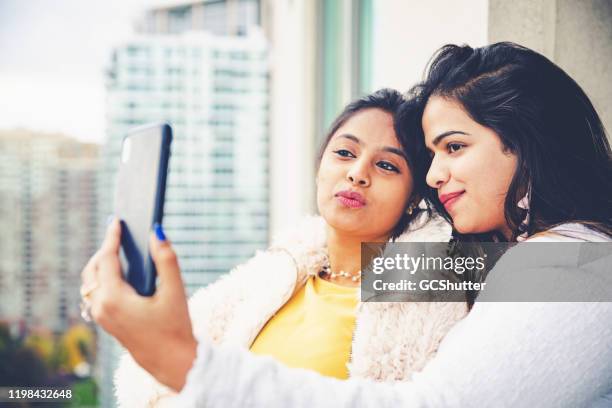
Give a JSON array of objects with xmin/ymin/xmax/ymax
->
[{"xmin": 0, "ymin": 0, "xmax": 610, "ymax": 406}]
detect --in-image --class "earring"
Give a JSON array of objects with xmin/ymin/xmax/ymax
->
[
  {"xmin": 516, "ymin": 184, "xmax": 531, "ymax": 242},
  {"xmin": 406, "ymin": 203, "xmax": 416, "ymax": 215}
]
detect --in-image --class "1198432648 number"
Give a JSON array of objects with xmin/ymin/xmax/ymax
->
[{"xmin": 3, "ymin": 388, "xmax": 73, "ymax": 401}]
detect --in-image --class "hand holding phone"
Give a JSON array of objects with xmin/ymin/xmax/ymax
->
[{"xmin": 113, "ymin": 123, "xmax": 172, "ymax": 296}]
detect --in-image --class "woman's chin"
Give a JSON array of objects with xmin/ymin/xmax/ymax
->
[
  {"xmin": 453, "ymin": 218, "xmax": 494, "ymax": 236},
  {"xmin": 324, "ymin": 212, "xmax": 394, "ymax": 241},
  {"xmin": 450, "ymin": 215, "xmax": 472, "ymax": 234},
  {"xmin": 322, "ymin": 210, "xmax": 366, "ymax": 233}
]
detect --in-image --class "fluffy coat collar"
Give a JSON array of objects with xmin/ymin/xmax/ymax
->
[{"xmin": 186, "ymin": 212, "xmax": 469, "ymax": 380}]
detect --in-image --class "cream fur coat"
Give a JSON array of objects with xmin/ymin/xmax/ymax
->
[{"xmin": 114, "ymin": 212, "xmax": 469, "ymax": 407}]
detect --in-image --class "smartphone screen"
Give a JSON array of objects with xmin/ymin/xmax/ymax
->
[{"xmin": 113, "ymin": 123, "xmax": 172, "ymax": 296}]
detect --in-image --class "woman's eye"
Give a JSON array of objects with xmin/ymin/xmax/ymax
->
[
  {"xmin": 377, "ymin": 161, "xmax": 400, "ymax": 173},
  {"xmin": 333, "ymin": 149, "xmax": 355, "ymax": 158},
  {"xmin": 447, "ymin": 143, "xmax": 465, "ymax": 153}
]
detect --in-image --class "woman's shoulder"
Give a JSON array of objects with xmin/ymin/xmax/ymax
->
[
  {"xmin": 526, "ymin": 223, "xmax": 611, "ymax": 242},
  {"xmin": 478, "ymin": 223, "xmax": 612, "ymax": 303}
]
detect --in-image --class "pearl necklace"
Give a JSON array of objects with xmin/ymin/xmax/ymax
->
[{"xmin": 319, "ymin": 258, "xmax": 362, "ymax": 282}]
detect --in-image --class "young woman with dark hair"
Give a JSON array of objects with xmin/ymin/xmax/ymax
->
[
  {"xmin": 401, "ymin": 41, "xmax": 611, "ymax": 243},
  {"xmin": 83, "ymin": 44, "xmax": 612, "ymax": 407}
]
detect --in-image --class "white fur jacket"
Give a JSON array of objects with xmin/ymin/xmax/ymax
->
[{"xmin": 114, "ymin": 212, "xmax": 469, "ymax": 407}]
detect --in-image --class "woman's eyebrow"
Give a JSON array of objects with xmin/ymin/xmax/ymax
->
[
  {"xmin": 338, "ymin": 134, "xmax": 407, "ymax": 161},
  {"xmin": 431, "ymin": 130, "xmax": 470, "ymax": 146},
  {"xmin": 338, "ymin": 134, "xmax": 361, "ymax": 144},
  {"xmin": 381, "ymin": 147, "xmax": 408, "ymax": 161}
]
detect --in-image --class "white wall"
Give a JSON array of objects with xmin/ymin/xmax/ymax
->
[
  {"xmin": 489, "ymin": 0, "xmax": 612, "ymax": 138},
  {"xmin": 267, "ymin": 0, "xmax": 318, "ymax": 239},
  {"xmin": 371, "ymin": 0, "xmax": 489, "ymax": 92}
]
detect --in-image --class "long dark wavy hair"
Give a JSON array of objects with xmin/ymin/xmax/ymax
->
[
  {"xmin": 398, "ymin": 42, "xmax": 612, "ymax": 242},
  {"xmin": 317, "ymin": 88, "xmax": 423, "ymax": 240}
]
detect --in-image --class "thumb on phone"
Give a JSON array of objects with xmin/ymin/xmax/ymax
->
[{"xmin": 149, "ymin": 223, "xmax": 185, "ymax": 298}]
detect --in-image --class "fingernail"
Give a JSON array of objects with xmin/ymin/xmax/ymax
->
[
  {"xmin": 106, "ymin": 215, "xmax": 114, "ymax": 225},
  {"xmin": 154, "ymin": 223, "xmax": 166, "ymax": 241}
]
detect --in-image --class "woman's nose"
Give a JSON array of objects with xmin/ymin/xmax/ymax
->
[
  {"xmin": 426, "ymin": 154, "xmax": 449, "ymax": 189},
  {"xmin": 346, "ymin": 160, "xmax": 370, "ymax": 187}
]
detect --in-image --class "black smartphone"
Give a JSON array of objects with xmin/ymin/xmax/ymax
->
[{"xmin": 113, "ymin": 123, "xmax": 172, "ymax": 296}]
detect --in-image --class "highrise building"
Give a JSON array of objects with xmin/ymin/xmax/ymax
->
[
  {"xmin": 0, "ymin": 130, "xmax": 99, "ymax": 334},
  {"xmin": 136, "ymin": 0, "xmax": 260, "ymax": 36},
  {"xmin": 103, "ymin": 30, "xmax": 269, "ymax": 291},
  {"xmin": 98, "ymin": 3, "xmax": 267, "ymax": 406}
]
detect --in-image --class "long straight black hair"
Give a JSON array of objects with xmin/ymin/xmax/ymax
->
[{"xmin": 398, "ymin": 42, "xmax": 612, "ymax": 241}]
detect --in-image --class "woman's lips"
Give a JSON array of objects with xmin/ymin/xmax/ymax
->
[
  {"xmin": 335, "ymin": 191, "xmax": 366, "ymax": 209},
  {"xmin": 336, "ymin": 196, "xmax": 366, "ymax": 208},
  {"xmin": 439, "ymin": 191, "xmax": 465, "ymax": 211}
]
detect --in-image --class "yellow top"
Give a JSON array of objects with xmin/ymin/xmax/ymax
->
[{"xmin": 250, "ymin": 274, "xmax": 359, "ymax": 379}]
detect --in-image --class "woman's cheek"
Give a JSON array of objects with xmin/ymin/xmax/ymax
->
[
  {"xmin": 379, "ymin": 181, "xmax": 408, "ymax": 222},
  {"xmin": 316, "ymin": 176, "xmax": 338, "ymax": 215},
  {"xmin": 451, "ymin": 154, "xmax": 474, "ymax": 182}
]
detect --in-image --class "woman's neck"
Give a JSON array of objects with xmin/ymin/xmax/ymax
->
[{"xmin": 326, "ymin": 225, "xmax": 388, "ymax": 280}]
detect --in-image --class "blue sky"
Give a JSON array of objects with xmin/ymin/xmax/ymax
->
[{"xmin": 0, "ymin": 0, "xmax": 154, "ymax": 143}]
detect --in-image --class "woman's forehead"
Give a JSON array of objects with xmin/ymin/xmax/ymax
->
[
  {"xmin": 332, "ymin": 109, "xmax": 400, "ymax": 148},
  {"xmin": 423, "ymin": 97, "xmax": 468, "ymax": 128},
  {"xmin": 422, "ymin": 97, "xmax": 476, "ymax": 144}
]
